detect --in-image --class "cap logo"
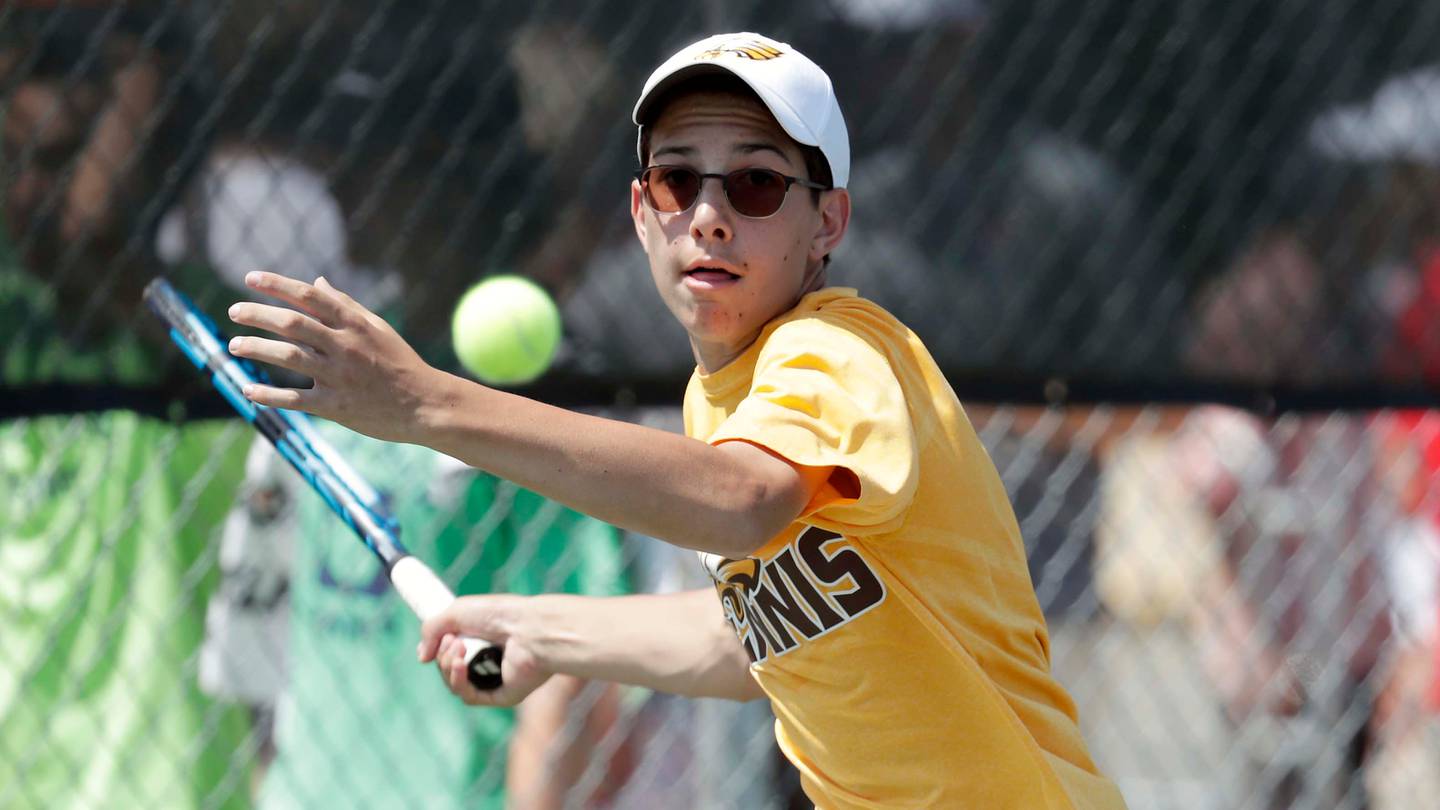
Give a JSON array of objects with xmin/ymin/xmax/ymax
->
[{"xmin": 695, "ymin": 39, "xmax": 784, "ymax": 62}]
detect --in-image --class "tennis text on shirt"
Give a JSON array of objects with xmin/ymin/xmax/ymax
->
[{"xmin": 704, "ymin": 527, "xmax": 885, "ymax": 663}]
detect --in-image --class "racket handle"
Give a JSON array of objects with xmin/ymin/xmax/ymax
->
[
  {"xmin": 461, "ymin": 639, "xmax": 505, "ymax": 690},
  {"xmin": 390, "ymin": 556, "xmax": 505, "ymax": 690}
]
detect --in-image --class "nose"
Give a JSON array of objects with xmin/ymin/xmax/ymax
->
[{"xmin": 689, "ymin": 176, "xmax": 733, "ymax": 244}]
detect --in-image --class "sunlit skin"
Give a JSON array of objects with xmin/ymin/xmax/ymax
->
[{"xmin": 632, "ymin": 90, "xmax": 850, "ymax": 372}]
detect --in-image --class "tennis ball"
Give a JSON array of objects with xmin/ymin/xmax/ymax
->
[{"xmin": 451, "ymin": 275, "xmax": 561, "ymax": 386}]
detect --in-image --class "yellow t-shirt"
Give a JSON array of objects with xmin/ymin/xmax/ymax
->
[{"xmin": 684, "ymin": 289, "xmax": 1127, "ymax": 810}]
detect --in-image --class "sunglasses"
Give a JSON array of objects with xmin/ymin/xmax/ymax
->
[{"xmin": 635, "ymin": 165, "xmax": 830, "ymax": 219}]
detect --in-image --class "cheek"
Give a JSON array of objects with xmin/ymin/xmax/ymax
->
[
  {"xmin": 776, "ymin": 229, "xmax": 811, "ymax": 277},
  {"xmin": 649, "ymin": 213, "xmax": 689, "ymax": 251},
  {"xmin": 773, "ymin": 209, "xmax": 817, "ymax": 260}
]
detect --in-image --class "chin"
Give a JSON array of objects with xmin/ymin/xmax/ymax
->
[{"xmin": 685, "ymin": 302, "xmax": 741, "ymax": 332}]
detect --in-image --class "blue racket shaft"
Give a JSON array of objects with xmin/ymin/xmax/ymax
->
[{"xmin": 144, "ymin": 277, "xmax": 502, "ymax": 689}]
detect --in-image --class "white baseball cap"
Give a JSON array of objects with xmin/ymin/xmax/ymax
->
[{"xmin": 632, "ymin": 32, "xmax": 850, "ymax": 189}]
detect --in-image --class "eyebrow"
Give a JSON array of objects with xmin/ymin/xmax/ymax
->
[
  {"xmin": 650, "ymin": 141, "xmax": 793, "ymax": 164},
  {"xmin": 737, "ymin": 142, "xmax": 792, "ymax": 163},
  {"xmin": 650, "ymin": 144, "xmax": 695, "ymax": 160}
]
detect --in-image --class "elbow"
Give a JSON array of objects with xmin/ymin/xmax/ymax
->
[
  {"xmin": 698, "ymin": 443, "xmax": 815, "ymax": 558},
  {"xmin": 673, "ymin": 478, "xmax": 780, "ymax": 559},
  {"xmin": 696, "ymin": 441, "xmax": 823, "ymax": 553},
  {"xmin": 714, "ymin": 490, "xmax": 783, "ymax": 559},
  {"xmin": 713, "ymin": 482, "xmax": 788, "ymax": 558}
]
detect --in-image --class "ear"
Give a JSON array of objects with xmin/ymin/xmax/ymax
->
[
  {"xmin": 631, "ymin": 178, "xmax": 649, "ymax": 245},
  {"xmin": 810, "ymin": 188, "xmax": 851, "ymax": 264}
]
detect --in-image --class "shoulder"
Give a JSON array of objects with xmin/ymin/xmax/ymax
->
[{"xmin": 762, "ymin": 290, "xmax": 909, "ymax": 363}]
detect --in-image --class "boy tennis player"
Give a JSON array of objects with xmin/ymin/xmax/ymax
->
[{"xmin": 228, "ymin": 32, "xmax": 1126, "ymax": 810}]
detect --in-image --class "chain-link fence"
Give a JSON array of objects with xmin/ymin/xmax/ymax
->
[{"xmin": 3, "ymin": 2, "xmax": 1440, "ymax": 809}]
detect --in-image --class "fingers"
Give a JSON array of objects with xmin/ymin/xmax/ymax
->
[
  {"xmin": 418, "ymin": 619, "xmax": 453, "ymax": 663},
  {"xmin": 228, "ymin": 335, "xmax": 323, "ymax": 379},
  {"xmin": 418, "ymin": 613, "xmax": 463, "ymax": 663},
  {"xmin": 244, "ymin": 271, "xmax": 353, "ymax": 327},
  {"xmin": 436, "ymin": 636, "xmax": 505, "ymax": 706},
  {"xmin": 314, "ymin": 275, "xmax": 356, "ymax": 305},
  {"xmin": 420, "ymin": 599, "xmax": 533, "ymax": 707},
  {"xmin": 419, "ymin": 596, "xmax": 511, "ymax": 655},
  {"xmin": 240, "ymin": 382, "xmax": 316, "ymax": 411},
  {"xmin": 229, "ymin": 301, "xmax": 334, "ymax": 350},
  {"xmin": 445, "ymin": 646, "xmax": 487, "ymax": 703}
]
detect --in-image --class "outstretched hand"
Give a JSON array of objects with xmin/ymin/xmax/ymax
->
[
  {"xmin": 228, "ymin": 271, "xmax": 450, "ymax": 444},
  {"xmin": 418, "ymin": 595, "xmax": 553, "ymax": 707}
]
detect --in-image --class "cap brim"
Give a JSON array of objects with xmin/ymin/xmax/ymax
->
[{"xmin": 632, "ymin": 63, "xmax": 821, "ymax": 149}]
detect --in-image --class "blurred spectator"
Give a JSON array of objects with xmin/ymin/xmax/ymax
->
[
  {"xmin": 1365, "ymin": 411, "xmax": 1440, "ymax": 808},
  {"xmin": 1094, "ymin": 407, "xmax": 1393, "ymax": 809},
  {"xmin": 1182, "ymin": 155, "xmax": 1390, "ymax": 387},
  {"xmin": 1307, "ymin": 65, "xmax": 1440, "ymax": 386},
  {"xmin": 1176, "ymin": 409, "xmax": 1389, "ymax": 809},
  {"xmin": 1306, "ymin": 98, "xmax": 1440, "ymax": 807},
  {"xmin": 1382, "ymin": 245, "xmax": 1440, "ymax": 382},
  {"xmin": 0, "ymin": 2, "xmax": 216, "ymax": 339},
  {"xmin": 202, "ymin": 423, "xmax": 630, "ymax": 810},
  {"xmin": 1179, "ymin": 148, "xmax": 1400, "ymax": 799},
  {"xmin": 1089, "ymin": 411, "xmax": 1227, "ymax": 809},
  {"xmin": 0, "ymin": 6, "xmax": 256, "ymax": 809},
  {"xmin": 1184, "ymin": 229, "xmax": 1335, "ymax": 384}
]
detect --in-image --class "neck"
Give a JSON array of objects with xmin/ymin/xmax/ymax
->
[
  {"xmin": 691, "ymin": 334, "xmax": 755, "ymax": 374},
  {"xmin": 801, "ymin": 261, "xmax": 828, "ymax": 297}
]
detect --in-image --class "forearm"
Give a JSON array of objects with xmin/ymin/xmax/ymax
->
[
  {"xmin": 507, "ymin": 674, "xmax": 621, "ymax": 810},
  {"xmin": 228, "ymin": 273, "xmax": 825, "ymax": 558},
  {"xmin": 516, "ymin": 589, "xmax": 763, "ymax": 702},
  {"xmin": 417, "ymin": 371, "xmax": 798, "ymax": 558}
]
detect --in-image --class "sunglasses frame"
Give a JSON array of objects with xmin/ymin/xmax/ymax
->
[{"xmin": 635, "ymin": 165, "xmax": 831, "ymax": 220}]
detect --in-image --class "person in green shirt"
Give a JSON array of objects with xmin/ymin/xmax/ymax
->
[
  {"xmin": 0, "ymin": 12, "xmax": 257, "ymax": 808},
  {"xmin": 209, "ymin": 423, "xmax": 629, "ymax": 810}
]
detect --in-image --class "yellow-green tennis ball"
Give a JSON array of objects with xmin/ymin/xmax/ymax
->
[{"xmin": 451, "ymin": 276, "xmax": 561, "ymax": 386}]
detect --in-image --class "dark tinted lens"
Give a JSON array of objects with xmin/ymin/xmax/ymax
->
[
  {"xmin": 725, "ymin": 168, "xmax": 789, "ymax": 217},
  {"xmin": 643, "ymin": 166, "xmax": 700, "ymax": 212}
]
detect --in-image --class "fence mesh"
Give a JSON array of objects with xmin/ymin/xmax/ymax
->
[{"xmin": 3, "ymin": 2, "xmax": 1440, "ymax": 809}]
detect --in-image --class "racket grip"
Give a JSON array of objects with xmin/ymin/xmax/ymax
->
[
  {"xmin": 461, "ymin": 639, "xmax": 505, "ymax": 690},
  {"xmin": 390, "ymin": 556, "xmax": 505, "ymax": 690}
]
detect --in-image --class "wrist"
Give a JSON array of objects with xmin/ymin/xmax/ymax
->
[
  {"xmin": 517, "ymin": 594, "xmax": 583, "ymax": 674},
  {"xmin": 412, "ymin": 367, "xmax": 479, "ymax": 446}
]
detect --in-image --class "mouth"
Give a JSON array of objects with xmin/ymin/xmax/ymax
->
[
  {"xmin": 685, "ymin": 267, "xmax": 739, "ymax": 280},
  {"xmin": 682, "ymin": 262, "xmax": 741, "ymax": 289}
]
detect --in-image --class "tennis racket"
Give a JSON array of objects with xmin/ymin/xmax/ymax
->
[{"xmin": 144, "ymin": 276, "xmax": 503, "ymax": 690}]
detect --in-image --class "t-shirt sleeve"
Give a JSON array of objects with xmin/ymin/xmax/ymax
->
[{"xmin": 707, "ymin": 317, "xmax": 918, "ymax": 534}]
